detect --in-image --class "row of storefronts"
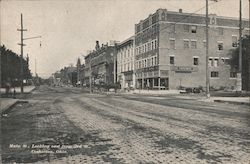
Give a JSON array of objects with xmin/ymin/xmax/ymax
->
[{"xmin": 69, "ymin": 9, "xmax": 249, "ymax": 91}]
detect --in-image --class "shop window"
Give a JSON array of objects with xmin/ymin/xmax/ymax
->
[
  {"xmin": 170, "ymin": 56, "xmax": 175, "ymax": 65},
  {"xmin": 193, "ymin": 57, "xmax": 199, "ymax": 65},
  {"xmin": 211, "ymin": 71, "xmax": 219, "ymax": 78}
]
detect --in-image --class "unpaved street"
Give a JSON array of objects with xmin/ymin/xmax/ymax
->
[{"xmin": 1, "ymin": 85, "xmax": 250, "ymax": 163}]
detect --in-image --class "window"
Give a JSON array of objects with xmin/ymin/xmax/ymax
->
[
  {"xmin": 232, "ymin": 36, "xmax": 238, "ymax": 47},
  {"xmin": 221, "ymin": 57, "xmax": 229, "ymax": 65},
  {"xmin": 148, "ymin": 43, "xmax": 151, "ymax": 51},
  {"xmin": 191, "ymin": 25, "xmax": 197, "ymax": 33},
  {"xmin": 152, "ymin": 57, "xmax": 154, "ymax": 66},
  {"xmin": 152, "ymin": 41, "xmax": 154, "ymax": 49},
  {"xmin": 203, "ymin": 40, "xmax": 206, "ymax": 48},
  {"xmin": 184, "ymin": 25, "xmax": 189, "ymax": 32},
  {"xmin": 191, "ymin": 41, "xmax": 197, "ymax": 49},
  {"xmin": 154, "ymin": 56, "xmax": 157, "ymax": 65},
  {"xmin": 154, "ymin": 40, "xmax": 158, "ymax": 49},
  {"xmin": 171, "ymin": 24, "xmax": 176, "ymax": 33},
  {"xmin": 193, "ymin": 57, "xmax": 199, "ymax": 65},
  {"xmin": 184, "ymin": 40, "xmax": 189, "ymax": 49},
  {"xmin": 211, "ymin": 71, "xmax": 219, "ymax": 78},
  {"xmin": 218, "ymin": 42, "xmax": 223, "ymax": 50},
  {"xmin": 170, "ymin": 56, "xmax": 175, "ymax": 65},
  {"xmin": 209, "ymin": 58, "xmax": 213, "ymax": 67},
  {"xmin": 218, "ymin": 27, "xmax": 223, "ymax": 35},
  {"xmin": 230, "ymin": 72, "xmax": 237, "ymax": 78},
  {"xmin": 170, "ymin": 39, "xmax": 175, "ymax": 49},
  {"xmin": 147, "ymin": 58, "xmax": 151, "ymax": 67},
  {"xmin": 214, "ymin": 58, "xmax": 219, "ymax": 67}
]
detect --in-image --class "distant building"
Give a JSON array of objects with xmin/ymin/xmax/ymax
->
[
  {"xmin": 84, "ymin": 41, "xmax": 117, "ymax": 86},
  {"xmin": 116, "ymin": 36, "xmax": 135, "ymax": 90},
  {"xmin": 134, "ymin": 8, "xmax": 249, "ymax": 90},
  {"xmin": 59, "ymin": 66, "xmax": 77, "ymax": 86}
]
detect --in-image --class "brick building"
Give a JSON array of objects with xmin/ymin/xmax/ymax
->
[
  {"xmin": 116, "ymin": 36, "xmax": 136, "ymax": 90},
  {"xmin": 84, "ymin": 41, "xmax": 117, "ymax": 86},
  {"xmin": 134, "ymin": 9, "xmax": 249, "ymax": 90}
]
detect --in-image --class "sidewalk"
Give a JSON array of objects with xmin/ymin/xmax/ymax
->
[
  {"xmin": 122, "ymin": 89, "xmax": 181, "ymax": 95},
  {"xmin": 0, "ymin": 86, "xmax": 36, "ymax": 114},
  {"xmin": 174, "ymin": 95, "xmax": 250, "ymax": 105},
  {"xmin": 121, "ymin": 89, "xmax": 250, "ymax": 105},
  {"xmin": 0, "ymin": 85, "xmax": 36, "ymax": 94}
]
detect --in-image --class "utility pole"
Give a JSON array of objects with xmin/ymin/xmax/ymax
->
[
  {"xmin": 205, "ymin": 0, "xmax": 210, "ymax": 98},
  {"xmin": 17, "ymin": 13, "xmax": 27, "ymax": 93},
  {"xmin": 237, "ymin": 0, "xmax": 243, "ymax": 92}
]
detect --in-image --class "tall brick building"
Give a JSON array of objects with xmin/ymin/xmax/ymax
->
[
  {"xmin": 134, "ymin": 9, "xmax": 249, "ymax": 90},
  {"xmin": 84, "ymin": 41, "xmax": 117, "ymax": 86}
]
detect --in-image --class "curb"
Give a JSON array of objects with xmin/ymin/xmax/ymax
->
[
  {"xmin": 1, "ymin": 100, "xmax": 29, "ymax": 114},
  {"xmin": 1, "ymin": 100, "xmax": 19, "ymax": 114},
  {"xmin": 214, "ymin": 100, "xmax": 250, "ymax": 106}
]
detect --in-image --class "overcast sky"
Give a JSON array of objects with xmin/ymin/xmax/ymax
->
[{"xmin": 1, "ymin": 0, "xmax": 249, "ymax": 78}]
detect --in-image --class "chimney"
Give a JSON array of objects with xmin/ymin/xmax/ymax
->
[
  {"xmin": 95, "ymin": 40, "xmax": 100, "ymax": 50},
  {"xmin": 179, "ymin": 9, "xmax": 183, "ymax": 13}
]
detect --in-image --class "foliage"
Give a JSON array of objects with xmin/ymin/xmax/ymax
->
[{"xmin": 0, "ymin": 45, "xmax": 32, "ymax": 87}]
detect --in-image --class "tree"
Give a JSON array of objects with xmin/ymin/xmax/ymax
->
[
  {"xmin": 0, "ymin": 45, "xmax": 32, "ymax": 87},
  {"xmin": 229, "ymin": 35, "xmax": 250, "ymax": 91}
]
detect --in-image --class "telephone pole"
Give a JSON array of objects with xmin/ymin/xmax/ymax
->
[
  {"xmin": 17, "ymin": 13, "xmax": 27, "ymax": 93},
  {"xmin": 205, "ymin": 0, "xmax": 210, "ymax": 98},
  {"xmin": 237, "ymin": 0, "xmax": 242, "ymax": 92}
]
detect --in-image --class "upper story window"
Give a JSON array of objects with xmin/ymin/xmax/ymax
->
[
  {"xmin": 230, "ymin": 72, "xmax": 237, "ymax": 78},
  {"xmin": 211, "ymin": 71, "xmax": 219, "ymax": 78},
  {"xmin": 191, "ymin": 41, "xmax": 197, "ymax": 49},
  {"xmin": 193, "ymin": 57, "xmax": 199, "ymax": 65},
  {"xmin": 170, "ymin": 24, "xmax": 176, "ymax": 33},
  {"xmin": 203, "ymin": 40, "xmax": 206, "ymax": 48},
  {"xmin": 232, "ymin": 35, "xmax": 238, "ymax": 47},
  {"xmin": 191, "ymin": 26, "xmax": 197, "ymax": 33},
  {"xmin": 209, "ymin": 58, "xmax": 213, "ymax": 67},
  {"xmin": 218, "ymin": 42, "xmax": 223, "ymax": 50},
  {"xmin": 214, "ymin": 58, "xmax": 219, "ymax": 67},
  {"xmin": 218, "ymin": 27, "xmax": 223, "ymax": 35},
  {"xmin": 183, "ymin": 25, "xmax": 189, "ymax": 32},
  {"xmin": 170, "ymin": 56, "xmax": 175, "ymax": 65},
  {"xmin": 154, "ymin": 40, "xmax": 158, "ymax": 49},
  {"xmin": 154, "ymin": 56, "xmax": 157, "ymax": 65},
  {"xmin": 184, "ymin": 40, "xmax": 189, "ymax": 49},
  {"xmin": 170, "ymin": 39, "xmax": 175, "ymax": 49}
]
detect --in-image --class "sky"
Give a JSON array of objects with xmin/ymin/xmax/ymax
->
[{"xmin": 1, "ymin": 0, "xmax": 249, "ymax": 78}]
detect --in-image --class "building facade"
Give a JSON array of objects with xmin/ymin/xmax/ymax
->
[
  {"xmin": 134, "ymin": 9, "xmax": 249, "ymax": 90},
  {"xmin": 116, "ymin": 36, "xmax": 135, "ymax": 90},
  {"xmin": 84, "ymin": 41, "xmax": 117, "ymax": 87}
]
